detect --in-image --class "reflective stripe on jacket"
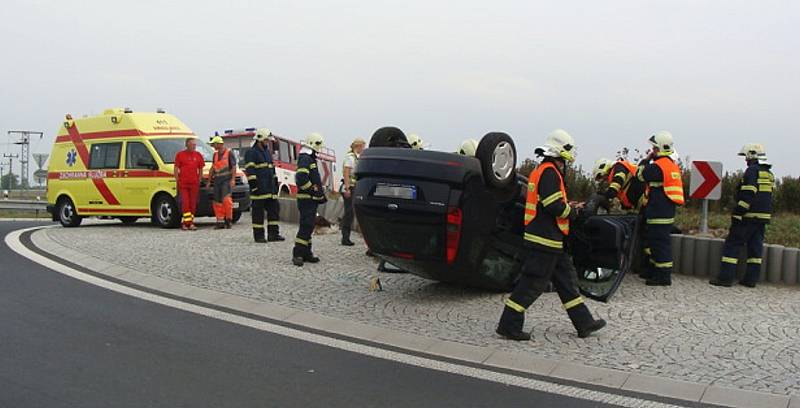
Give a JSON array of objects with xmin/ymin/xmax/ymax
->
[{"xmin": 523, "ymin": 160, "xmax": 571, "ymax": 252}]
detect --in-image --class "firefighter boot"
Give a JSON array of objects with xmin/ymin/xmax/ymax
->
[
  {"xmin": 304, "ymin": 244, "xmax": 320, "ymax": 263},
  {"xmin": 253, "ymin": 229, "xmax": 267, "ymax": 243},
  {"xmin": 495, "ymin": 306, "xmax": 531, "ymax": 341},
  {"xmin": 567, "ymin": 305, "xmax": 606, "ymax": 338},
  {"xmin": 292, "ymin": 245, "xmax": 305, "ymax": 267},
  {"xmin": 267, "ymin": 224, "xmax": 285, "ymax": 241}
]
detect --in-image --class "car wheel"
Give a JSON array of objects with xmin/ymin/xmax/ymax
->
[
  {"xmin": 476, "ymin": 132, "xmax": 516, "ymax": 190},
  {"xmin": 151, "ymin": 195, "xmax": 180, "ymax": 228},
  {"xmin": 368, "ymin": 127, "xmax": 410, "ymax": 148},
  {"xmin": 231, "ymin": 210, "xmax": 242, "ymax": 224},
  {"xmin": 57, "ymin": 197, "xmax": 82, "ymax": 228},
  {"xmin": 119, "ymin": 216, "xmax": 138, "ymax": 225}
]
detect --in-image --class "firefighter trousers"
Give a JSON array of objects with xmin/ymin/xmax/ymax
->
[
  {"xmin": 717, "ymin": 220, "xmax": 765, "ymax": 285},
  {"xmin": 643, "ymin": 223, "xmax": 673, "ymax": 283},
  {"xmin": 251, "ymin": 198, "xmax": 280, "ymax": 240},
  {"xmin": 294, "ymin": 199, "xmax": 319, "ymax": 258},
  {"xmin": 500, "ymin": 251, "xmax": 595, "ymax": 332}
]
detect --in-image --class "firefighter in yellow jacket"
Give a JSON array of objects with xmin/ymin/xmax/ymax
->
[{"xmin": 496, "ymin": 129, "xmax": 606, "ymax": 341}]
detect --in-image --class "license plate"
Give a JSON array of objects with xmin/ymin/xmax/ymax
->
[
  {"xmin": 233, "ymin": 202, "xmax": 240, "ymax": 209},
  {"xmin": 374, "ymin": 183, "xmax": 417, "ymax": 200}
]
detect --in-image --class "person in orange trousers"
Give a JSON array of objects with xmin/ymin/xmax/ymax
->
[{"xmin": 209, "ymin": 136, "xmax": 237, "ymax": 229}]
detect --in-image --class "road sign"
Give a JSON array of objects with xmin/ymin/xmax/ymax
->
[{"xmin": 689, "ymin": 161, "xmax": 722, "ymax": 200}]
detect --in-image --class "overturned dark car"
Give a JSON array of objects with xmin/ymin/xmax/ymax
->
[{"xmin": 353, "ymin": 128, "xmax": 640, "ymax": 301}]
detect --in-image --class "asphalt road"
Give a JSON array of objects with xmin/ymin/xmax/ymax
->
[{"xmin": 0, "ymin": 221, "xmax": 620, "ymax": 408}]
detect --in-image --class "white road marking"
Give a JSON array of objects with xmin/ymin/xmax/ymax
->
[{"xmin": 6, "ymin": 226, "xmax": 688, "ymax": 408}]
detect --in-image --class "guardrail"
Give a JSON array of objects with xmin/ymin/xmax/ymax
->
[{"xmin": 0, "ymin": 199, "xmax": 49, "ymax": 217}]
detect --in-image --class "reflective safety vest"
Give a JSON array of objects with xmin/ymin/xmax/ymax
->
[
  {"xmin": 652, "ymin": 156, "xmax": 685, "ymax": 205},
  {"xmin": 524, "ymin": 161, "xmax": 570, "ymax": 235},
  {"xmin": 343, "ymin": 151, "xmax": 358, "ymax": 185},
  {"xmin": 606, "ymin": 160, "xmax": 638, "ymax": 208},
  {"xmin": 212, "ymin": 149, "xmax": 232, "ymax": 179}
]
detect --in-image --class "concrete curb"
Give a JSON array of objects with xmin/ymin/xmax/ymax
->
[
  {"xmin": 672, "ymin": 234, "xmax": 800, "ymax": 286},
  {"xmin": 25, "ymin": 227, "xmax": 799, "ymax": 408}
]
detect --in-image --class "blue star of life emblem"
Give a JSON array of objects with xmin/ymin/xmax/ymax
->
[{"xmin": 66, "ymin": 149, "xmax": 77, "ymax": 167}]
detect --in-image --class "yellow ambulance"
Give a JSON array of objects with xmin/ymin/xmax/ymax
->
[{"xmin": 46, "ymin": 108, "xmax": 250, "ymax": 227}]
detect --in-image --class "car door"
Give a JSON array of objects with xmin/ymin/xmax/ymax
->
[
  {"xmin": 84, "ymin": 142, "xmax": 124, "ymax": 213},
  {"xmin": 122, "ymin": 141, "xmax": 160, "ymax": 211}
]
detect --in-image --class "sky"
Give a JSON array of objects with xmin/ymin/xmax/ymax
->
[{"xmin": 1, "ymin": 0, "xmax": 799, "ymax": 182}]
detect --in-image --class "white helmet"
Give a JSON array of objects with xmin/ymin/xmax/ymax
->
[
  {"xmin": 648, "ymin": 131, "xmax": 674, "ymax": 156},
  {"xmin": 254, "ymin": 128, "xmax": 274, "ymax": 142},
  {"xmin": 407, "ymin": 133, "xmax": 424, "ymax": 150},
  {"xmin": 304, "ymin": 132, "xmax": 325, "ymax": 151},
  {"xmin": 738, "ymin": 143, "xmax": 768, "ymax": 163},
  {"xmin": 535, "ymin": 129, "xmax": 576, "ymax": 162},
  {"xmin": 458, "ymin": 139, "xmax": 478, "ymax": 156},
  {"xmin": 593, "ymin": 158, "xmax": 614, "ymax": 180}
]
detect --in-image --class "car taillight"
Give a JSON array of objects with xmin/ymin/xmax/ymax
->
[
  {"xmin": 446, "ymin": 207, "xmax": 462, "ymax": 264},
  {"xmin": 392, "ymin": 251, "xmax": 415, "ymax": 259}
]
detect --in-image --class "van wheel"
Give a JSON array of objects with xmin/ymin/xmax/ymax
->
[
  {"xmin": 476, "ymin": 132, "xmax": 517, "ymax": 190},
  {"xmin": 57, "ymin": 197, "xmax": 82, "ymax": 228},
  {"xmin": 152, "ymin": 195, "xmax": 180, "ymax": 228},
  {"xmin": 232, "ymin": 210, "xmax": 242, "ymax": 224},
  {"xmin": 119, "ymin": 217, "xmax": 138, "ymax": 225}
]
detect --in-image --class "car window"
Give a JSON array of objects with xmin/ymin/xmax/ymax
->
[
  {"xmin": 88, "ymin": 142, "xmax": 122, "ymax": 169},
  {"xmin": 151, "ymin": 138, "xmax": 213, "ymax": 163},
  {"xmin": 125, "ymin": 142, "xmax": 157, "ymax": 169}
]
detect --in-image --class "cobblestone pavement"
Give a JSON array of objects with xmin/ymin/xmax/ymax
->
[{"xmin": 46, "ymin": 221, "xmax": 800, "ymax": 396}]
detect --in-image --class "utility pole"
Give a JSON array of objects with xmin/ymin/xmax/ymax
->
[
  {"xmin": 8, "ymin": 130, "xmax": 44, "ymax": 189},
  {"xmin": 2, "ymin": 153, "xmax": 19, "ymax": 190}
]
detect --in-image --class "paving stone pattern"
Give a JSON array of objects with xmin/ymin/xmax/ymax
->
[{"xmin": 47, "ymin": 221, "xmax": 800, "ymax": 396}]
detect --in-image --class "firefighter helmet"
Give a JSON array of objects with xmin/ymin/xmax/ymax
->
[
  {"xmin": 304, "ymin": 132, "xmax": 325, "ymax": 151},
  {"xmin": 407, "ymin": 134, "xmax": 424, "ymax": 150},
  {"xmin": 535, "ymin": 129, "xmax": 576, "ymax": 162},
  {"xmin": 593, "ymin": 158, "xmax": 614, "ymax": 180},
  {"xmin": 648, "ymin": 131, "xmax": 674, "ymax": 156},
  {"xmin": 738, "ymin": 143, "xmax": 768, "ymax": 163},
  {"xmin": 254, "ymin": 128, "xmax": 274, "ymax": 141},
  {"xmin": 458, "ymin": 139, "xmax": 478, "ymax": 156}
]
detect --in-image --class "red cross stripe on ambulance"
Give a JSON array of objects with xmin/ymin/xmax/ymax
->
[{"xmin": 65, "ymin": 122, "xmax": 121, "ymax": 205}]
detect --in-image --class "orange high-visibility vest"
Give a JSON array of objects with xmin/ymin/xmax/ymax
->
[
  {"xmin": 653, "ymin": 156, "xmax": 685, "ymax": 205},
  {"xmin": 606, "ymin": 160, "xmax": 638, "ymax": 208},
  {"xmin": 212, "ymin": 149, "xmax": 232, "ymax": 178},
  {"xmin": 524, "ymin": 161, "xmax": 570, "ymax": 235}
]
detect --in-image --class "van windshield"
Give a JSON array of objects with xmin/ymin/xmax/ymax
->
[{"xmin": 151, "ymin": 138, "xmax": 214, "ymax": 164}]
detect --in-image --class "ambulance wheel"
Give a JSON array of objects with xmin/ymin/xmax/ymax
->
[
  {"xmin": 119, "ymin": 217, "xmax": 138, "ymax": 225},
  {"xmin": 476, "ymin": 132, "xmax": 517, "ymax": 190},
  {"xmin": 152, "ymin": 195, "xmax": 180, "ymax": 228},
  {"xmin": 57, "ymin": 197, "xmax": 82, "ymax": 228},
  {"xmin": 232, "ymin": 211, "xmax": 242, "ymax": 224}
]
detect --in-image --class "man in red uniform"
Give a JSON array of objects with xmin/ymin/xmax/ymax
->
[{"xmin": 174, "ymin": 138, "xmax": 205, "ymax": 230}]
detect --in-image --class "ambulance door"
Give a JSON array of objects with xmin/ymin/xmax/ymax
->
[
  {"xmin": 122, "ymin": 141, "xmax": 160, "ymax": 211},
  {"xmin": 85, "ymin": 142, "xmax": 124, "ymax": 211}
]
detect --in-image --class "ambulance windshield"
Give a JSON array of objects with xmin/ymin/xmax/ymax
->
[{"xmin": 151, "ymin": 138, "xmax": 214, "ymax": 163}]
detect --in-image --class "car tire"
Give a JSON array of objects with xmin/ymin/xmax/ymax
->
[
  {"xmin": 476, "ymin": 132, "xmax": 517, "ymax": 190},
  {"xmin": 232, "ymin": 210, "xmax": 242, "ymax": 224},
  {"xmin": 119, "ymin": 216, "xmax": 138, "ymax": 225},
  {"xmin": 368, "ymin": 127, "xmax": 410, "ymax": 148},
  {"xmin": 151, "ymin": 195, "xmax": 180, "ymax": 228},
  {"xmin": 57, "ymin": 197, "xmax": 82, "ymax": 228}
]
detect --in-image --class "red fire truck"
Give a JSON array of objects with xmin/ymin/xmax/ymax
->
[{"xmin": 215, "ymin": 128, "xmax": 337, "ymax": 196}]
